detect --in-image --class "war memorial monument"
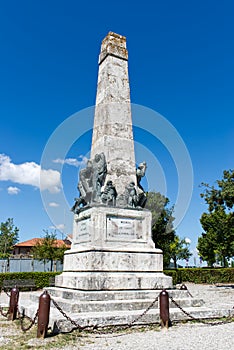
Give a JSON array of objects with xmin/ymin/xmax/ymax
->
[
  {"xmin": 61, "ymin": 31, "xmax": 172, "ymax": 293},
  {"xmin": 44, "ymin": 32, "xmax": 210, "ymax": 329},
  {"xmin": 47, "ymin": 32, "xmax": 174, "ymax": 328},
  {"xmin": 24, "ymin": 32, "xmax": 228, "ymax": 330}
]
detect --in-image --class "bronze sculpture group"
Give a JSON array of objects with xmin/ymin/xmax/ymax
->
[{"xmin": 71, "ymin": 153, "xmax": 147, "ymax": 214}]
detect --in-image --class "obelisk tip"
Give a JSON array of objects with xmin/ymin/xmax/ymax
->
[{"xmin": 99, "ymin": 32, "xmax": 128, "ymax": 64}]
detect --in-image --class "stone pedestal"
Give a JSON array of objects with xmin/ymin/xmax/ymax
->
[
  {"xmin": 56, "ymin": 206, "xmax": 172, "ymax": 291},
  {"xmin": 72, "ymin": 206, "xmax": 154, "ymax": 249}
]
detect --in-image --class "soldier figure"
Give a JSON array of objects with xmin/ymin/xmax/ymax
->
[{"xmin": 101, "ymin": 180, "xmax": 117, "ymax": 206}]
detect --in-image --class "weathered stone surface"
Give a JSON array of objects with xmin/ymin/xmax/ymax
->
[
  {"xmin": 91, "ymin": 32, "xmax": 136, "ymax": 196},
  {"xmin": 56, "ymin": 271, "xmax": 172, "ymax": 291},
  {"xmin": 72, "ymin": 206, "xmax": 154, "ymax": 249},
  {"xmin": 59, "ymin": 205, "xmax": 172, "ymax": 290},
  {"xmin": 21, "ymin": 32, "xmax": 177, "ymax": 329},
  {"xmin": 62, "ymin": 249, "xmax": 163, "ymax": 272},
  {"xmin": 18, "ymin": 302, "xmax": 234, "ymax": 332},
  {"xmin": 46, "ymin": 288, "xmax": 194, "ymax": 301},
  {"xmin": 98, "ymin": 32, "xmax": 128, "ymax": 64},
  {"xmin": 12, "ymin": 283, "xmax": 234, "ymax": 333},
  {"xmin": 57, "ymin": 33, "xmax": 172, "ymax": 299}
]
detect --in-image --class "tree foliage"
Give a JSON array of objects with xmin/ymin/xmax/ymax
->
[
  {"xmin": 0, "ymin": 218, "xmax": 19, "ymax": 258},
  {"xmin": 146, "ymin": 192, "xmax": 191, "ymax": 268},
  {"xmin": 197, "ymin": 170, "xmax": 234, "ymax": 266},
  {"xmin": 32, "ymin": 231, "xmax": 68, "ymax": 271},
  {"xmin": 200, "ymin": 169, "xmax": 234, "ymax": 211},
  {"xmin": 169, "ymin": 237, "xmax": 192, "ymax": 269}
]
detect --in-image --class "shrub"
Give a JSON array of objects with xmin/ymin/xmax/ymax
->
[
  {"xmin": 0, "ymin": 271, "xmax": 61, "ymax": 290},
  {"xmin": 164, "ymin": 267, "xmax": 234, "ymax": 285}
]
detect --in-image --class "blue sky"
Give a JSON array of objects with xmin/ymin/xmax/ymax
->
[{"xmin": 0, "ymin": 1, "xmax": 233, "ymax": 266}]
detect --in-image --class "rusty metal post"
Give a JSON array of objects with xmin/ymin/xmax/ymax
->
[
  {"xmin": 159, "ymin": 289, "xmax": 170, "ymax": 328},
  {"xmin": 37, "ymin": 290, "xmax": 51, "ymax": 338},
  {"xmin": 8, "ymin": 286, "xmax": 19, "ymax": 321}
]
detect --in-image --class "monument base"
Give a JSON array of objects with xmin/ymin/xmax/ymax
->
[
  {"xmin": 38, "ymin": 205, "xmax": 173, "ymax": 329},
  {"xmin": 56, "ymin": 206, "xmax": 172, "ymax": 291},
  {"xmin": 20, "ymin": 206, "xmax": 230, "ymax": 330},
  {"xmin": 56, "ymin": 248, "xmax": 172, "ymax": 291},
  {"xmin": 25, "ymin": 286, "xmax": 212, "ymax": 332}
]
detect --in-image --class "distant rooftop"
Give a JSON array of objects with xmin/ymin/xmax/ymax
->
[{"xmin": 14, "ymin": 238, "xmax": 71, "ymax": 248}]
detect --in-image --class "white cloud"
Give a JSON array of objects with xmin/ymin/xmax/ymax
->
[
  {"xmin": 50, "ymin": 224, "xmax": 65, "ymax": 231},
  {"xmin": 49, "ymin": 202, "xmax": 59, "ymax": 207},
  {"xmin": 0, "ymin": 154, "xmax": 61, "ymax": 193},
  {"xmin": 53, "ymin": 156, "xmax": 88, "ymax": 167},
  {"xmin": 7, "ymin": 186, "xmax": 21, "ymax": 195},
  {"xmin": 40, "ymin": 168, "xmax": 61, "ymax": 193},
  {"xmin": 185, "ymin": 237, "xmax": 191, "ymax": 244}
]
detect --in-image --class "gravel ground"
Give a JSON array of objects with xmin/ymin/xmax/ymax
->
[
  {"xmin": 0, "ymin": 283, "xmax": 234, "ymax": 350},
  {"xmin": 76, "ymin": 322, "xmax": 234, "ymax": 350}
]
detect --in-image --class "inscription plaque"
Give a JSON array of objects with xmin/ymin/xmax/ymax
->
[
  {"xmin": 76, "ymin": 218, "xmax": 91, "ymax": 242},
  {"xmin": 107, "ymin": 217, "xmax": 137, "ymax": 241}
]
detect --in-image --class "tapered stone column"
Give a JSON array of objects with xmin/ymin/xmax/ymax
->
[{"xmin": 91, "ymin": 32, "xmax": 136, "ymax": 195}]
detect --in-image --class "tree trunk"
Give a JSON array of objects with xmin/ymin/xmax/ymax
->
[
  {"xmin": 223, "ymin": 256, "xmax": 227, "ymax": 267},
  {"xmin": 50, "ymin": 259, "xmax": 53, "ymax": 272}
]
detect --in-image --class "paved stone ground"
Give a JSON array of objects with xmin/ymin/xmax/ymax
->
[
  {"xmin": 0, "ymin": 283, "xmax": 233, "ymax": 349},
  {"xmin": 184, "ymin": 282, "xmax": 234, "ymax": 309}
]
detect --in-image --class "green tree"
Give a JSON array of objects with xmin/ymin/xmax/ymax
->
[
  {"xmin": 169, "ymin": 236, "xmax": 192, "ymax": 269},
  {"xmin": 146, "ymin": 192, "xmax": 175, "ymax": 267},
  {"xmin": 200, "ymin": 169, "xmax": 234, "ymax": 211},
  {"xmin": 146, "ymin": 192, "xmax": 192, "ymax": 267},
  {"xmin": 197, "ymin": 170, "xmax": 234, "ymax": 266},
  {"xmin": 198, "ymin": 207, "xmax": 234, "ymax": 266},
  {"xmin": 32, "ymin": 230, "xmax": 68, "ymax": 271},
  {"xmin": 0, "ymin": 218, "xmax": 19, "ymax": 258}
]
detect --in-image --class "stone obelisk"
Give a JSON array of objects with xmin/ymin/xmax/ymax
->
[
  {"xmin": 23, "ymin": 33, "xmax": 217, "ymax": 330},
  {"xmin": 56, "ymin": 31, "xmax": 172, "ymax": 292},
  {"xmin": 91, "ymin": 32, "xmax": 136, "ymax": 195}
]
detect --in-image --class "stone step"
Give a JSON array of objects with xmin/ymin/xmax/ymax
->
[
  {"xmin": 47, "ymin": 296, "xmax": 204, "ymax": 314},
  {"xmin": 51, "ymin": 306, "xmax": 234, "ymax": 332},
  {"xmin": 17, "ymin": 293, "xmax": 234, "ymax": 333},
  {"xmin": 45, "ymin": 287, "xmax": 194, "ymax": 301},
  {"xmin": 51, "ymin": 297, "xmax": 157, "ymax": 313},
  {"xmin": 28, "ymin": 289, "xmax": 204, "ymax": 315}
]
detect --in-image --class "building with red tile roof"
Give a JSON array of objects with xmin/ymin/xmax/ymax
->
[{"xmin": 12, "ymin": 237, "xmax": 71, "ymax": 257}]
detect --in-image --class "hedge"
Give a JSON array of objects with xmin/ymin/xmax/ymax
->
[
  {"xmin": 0, "ymin": 271, "xmax": 61, "ymax": 290},
  {"xmin": 1, "ymin": 269, "xmax": 233, "ymax": 290},
  {"xmin": 164, "ymin": 267, "xmax": 234, "ymax": 285}
]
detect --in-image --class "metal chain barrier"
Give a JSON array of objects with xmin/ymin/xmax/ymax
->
[
  {"xmin": 0, "ymin": 305, "xmax": 9, "ymax": 318},
  {"xmin": 169, "ymin": 295, "xmax": 234, "ymax": 326},
  {"xmin": 90, "ymin": 293, "xmax": 161, "ymax": 337},
  {"xmin": 127, "ymin": 295, "xmax": 159, "ymax": 328},
  {"xmin": 51, "ymin": 298, "xmax": 89, "ymax": 331},
  {"xmin": 1, "ymin": 291, "xmax": 160, "ymax": 335},
  {"xmin": 51, "ymin": 293, "xmax": 160, "ymax": 334},
  {"xmin": 179, "ymin": 284, "xmax": 193, "ymax": 298},
  {"xmin": 186, "ymin": 289, "xmax": 193, "ymax": 298},
  {"xmin": 18, "ymin": 308, "xmax": 39, "ymax": 332},
  {"xmin": 3, "ymin": 289, "xmax": 11, "ymax": 298},
  {"xmin": 2, "ymin": 287, "xmax": 232, "ymax": 337}
]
